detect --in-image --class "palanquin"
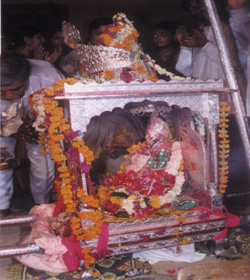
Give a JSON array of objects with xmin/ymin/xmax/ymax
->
[{"xmin": 1, "ymin": 0, "xmax": 250, "ymax": 278}]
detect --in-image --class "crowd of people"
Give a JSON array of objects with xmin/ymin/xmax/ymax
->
[{"xmin": 1, "ymin": 0, "xmax": 250, "ymax": 218}]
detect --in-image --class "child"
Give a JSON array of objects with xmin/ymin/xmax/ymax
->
[{"xmin": 148, "ymin": 21, "xmax": 182, "ymax": 78}]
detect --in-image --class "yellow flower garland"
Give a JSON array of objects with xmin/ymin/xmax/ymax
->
[
  {"xmin": 218, "ymin": 101, "xmax": 230, "ymax": 194},
  {"xmin": 30, "ymin": 78, "xmax": 102, "ymax": 269}
]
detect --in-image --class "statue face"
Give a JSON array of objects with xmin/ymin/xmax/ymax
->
[{"xmin": 146, "ymin": 113, "xmax": 170, "ymax": 142}]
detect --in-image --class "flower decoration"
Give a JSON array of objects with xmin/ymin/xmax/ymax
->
[
  {"xmin": 218, "ymin": 101, "xmax": 230, "ymax": 194},
  {"xmin": 29, "ymin": 78, "xmax": 103, "ymax": 270},
  {"xmin": 96, "ymin": 140, "xmax": 185, "ymax": 218},
  {"xmin": 97, "ymin": 12, "xmax": 184, "ymax": 82}
]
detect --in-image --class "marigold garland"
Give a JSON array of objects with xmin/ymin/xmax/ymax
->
[
  {"xmin": 29, "ymin": 78, "xmax": 102, "ymax": 270},
  {"xmin": 97, "ymin": 12, "xmax": 184, "ymax": 82},
  {"xmin": 218, "ymin": 101, "xmax": 230, "ymax": 194}
]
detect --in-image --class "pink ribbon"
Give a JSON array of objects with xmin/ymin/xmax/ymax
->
[
  {"xmin": 97, "ymin": 223, "xmax": 109, "ymax": 258},
  {"xmin": 193, "ymin": 206, "xmax": 240, "ymax": 240}
]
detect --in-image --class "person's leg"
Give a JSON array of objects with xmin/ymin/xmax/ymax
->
[
  {"xmin": 25, "ymin": 142, "xmax": 55, "ymax": 204},
  {"xmin": 0, "ymin": 137, "xmax": 16, "ymax": 212}
]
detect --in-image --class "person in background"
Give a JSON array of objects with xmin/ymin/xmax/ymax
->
[
  {"xmin": 0, "ymin": 53, "xmax": 65, "ymax": 217},
  {"xmin": 7, "ymin": 25, "xmax": 62, "ymax": 64},
  {"xmin": 59, "ymin": 17, "xmax": 113, "ymax": 77},
  {"xmin": 227, "ymin": 0, "xmax": 250, "ymax": 115},
  {"xmin": 43, "ymin": 28, "xmax": 71, "ymax": 70},
  {"xmin": 146, "ymin": 21, "xmax": 183, "ymax": 78},
  {"xmin": 1, "ymin": 54, "xmax": 31, "ymax": 217},
  {"xmin": 85, "ymin": 17, "xmax": 113, "ymax": 45},
  {"xmin": 176, "ymin": 0, "xmax": 247, "ymax": 105}
]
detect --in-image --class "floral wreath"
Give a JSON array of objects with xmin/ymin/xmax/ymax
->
[
  {"xmin": 96, "ymin": 141, "xmax": 185, "ymax": 217},
  {"xmin": 29, "ymin": 78, "xmax": 102, "ymax": 271}
]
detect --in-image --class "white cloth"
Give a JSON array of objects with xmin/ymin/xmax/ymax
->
[
  {"xmin": 175, "ymin": 26, "xmax": 224, "ymax": 80},
  {"xmin": 25, "ymin": 60, "xmax": 64, "ymax": 203},
  {"xmin": 0, "ymin": 99, "xmax": 23, "ymax": 137},
  {"xmin": 133, "ymin": 244, "xmax": 206, "ymax": 264},
  {"xmin": 24, "ymin": 59, "xmax": 64, "ymax": 119}
]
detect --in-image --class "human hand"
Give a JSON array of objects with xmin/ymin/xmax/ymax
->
[
  {"xmin": 159, "ymin": 49, "xmax": 172, "ymax": 62},
  {"xmin": 192, "ymin": 29, "xmax": 209, "ymax": 47},
  {"xmin": 44, "ymin": 47, "xmax": 63, "ymax": 64},
  {"xmin": 0, "ymin": 148, "xmax": 11, "ymax": 160},
  {"xmin": 227, "ymin": 0, "xmax": 247, "ymax": 9},
  {"xmin": 18, "ymin": 121, "xmax": 39, "ymax": 144},
  {"xmin": 176, "ymin": 25, "xmax": 189, "ymax": 46},
  {"xmin": 181, "ymin": 29, "xmax": 209, "ymax": 48},
  {"xmin": 33, "ymin": 45, "xmax": 47, "ymax": 60}
]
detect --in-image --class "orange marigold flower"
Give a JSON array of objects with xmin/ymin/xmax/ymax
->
[
  {"xmin": 219, "ymin": 183, "xmax": 227, "ymax": 188},
  {"xmin": 218, "ymin": 134, "xmax": 229, "ymax": 138},
  {"xmin": 131, "ymin": 29, "xmax": 139, "ymax": 38},
  {"xmin": 219, "ymin": 101, "xmax": 228, "ymax": 106},
  {"xmin": 220, "ymin": 140, "xmax": 229, "ymax": 144},
  {"xmin": 219, "ymin": 171, "xmax": 229, "ymax": 176},
  {"xmin": 220, "ymin": 106, "xmax": 230, "ymax": 112},
  {"xmin": 176, "ymin": 216, "xmax": 186, "ymax": 223},
  {"xmin": 150, "ymin": 197, "xmax": 161, "ymax": 209},
  {"xmin": 219, "ymin": 149, "xmax": 230, "ymax": 154},
  {"xmin": 219, "ymin": 189, "xmax": 226, "ymax": 194},
  {"xmin": 124, "ymin": 44, "xmax": 132, "ymax": 51},
  {"xmin": 60, "ymin": 124, "xmax": 71, "ymax": 132},
  {"xmin": 219, "ymin": 124, "xmax": 229, "ymax": 128},
  {"xmin": 219, "ymin": 166, "xmax": 229, "ymax": 171},
  {"xmin": 114, "ymin": 42, "xmax": 123, "ymax": 49},
  {"xmin": 219, "ymin": 118, "xmax": 230, "ymax": 122},
  {"xmin": 59, "ymin": 172, "xmax": 71, "ymax": 178},
  {"xmin": 62, "ymin": 178, "xmax": 71, "ymax": 184},
  {"xmin": 100, "ymin": 70, "xmax": 115, "ymax": 80},
  {"xmin": 219, "ymin": 177, "xmax": 228, "ymax": 184},
  {"xmin": 219, "ymin": 144, "xmax": 230, "ymax": 149},
  {"xmin": 219, "ymin": 161, "xmax": 228, "ymax": 166},
  {"xmin": 174, "ymin": 229, "xmax": 180, "ymax": 238},
  {"xmin": 100, "ymin": 34, "xmax": 113, "ymax": 46},
  {"xmin": 108, "ymin": 24, "xmax": 123, "ymax": 32},
  {"xmin": 178, "ymin": 238, "xmax": 191, "ymax": 245},
  {"xmin": 81, "ymin": 247, "xmax": 91, "ymax": 254},
  {"xmin": 219, "ymin": 154, "xmax": 229, "ymax": 159},
  {"xmin": 146, "ymin": 74, "xmax": 158, "ymax": 82}
]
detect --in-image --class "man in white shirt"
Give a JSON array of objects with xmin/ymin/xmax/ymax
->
[
  {"xmin": 176, "ymin": 0, "xmax": 247, "ymax": 104},
  {"xmin": 227, "ymin": 0, "xmax": 250, "ymax": 114},
  {"xmin": 24, "ymin": 58, "xmax": 64, "ymax": 205},
  {"xmin": 0, "ymin": 53, "xmax": 64, "ymax": 217}
]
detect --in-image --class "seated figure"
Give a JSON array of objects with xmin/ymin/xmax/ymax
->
[
  {"xmin": 83, "ymin": 107, "xmax": 147, "ymax": 185},
  {"xmin": 93, "ymin": 110, "xmax": 204, "ymax": 217}
]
